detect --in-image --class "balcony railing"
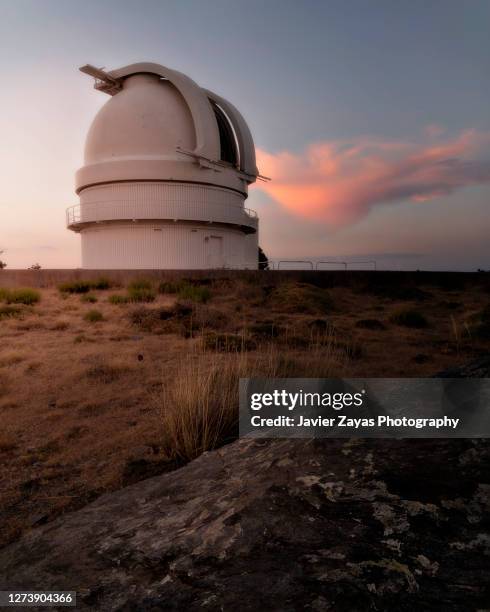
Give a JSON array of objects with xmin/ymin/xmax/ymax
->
[{"xmin": 66, "ymin": 199, "xmax": 258, "ymax": 233}]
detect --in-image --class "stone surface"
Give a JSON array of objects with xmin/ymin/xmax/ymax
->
[
  {"xmin": 0, "ymin": 357, "xmax": 489, "ymax": 610},
  {"xmin": 0, "ymin": 436, "xmax": 489, "ymax": 611}
]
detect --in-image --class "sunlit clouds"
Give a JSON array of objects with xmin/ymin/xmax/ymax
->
[{"xmin": 255, "ymin": 130, "xmax": 490, "ymax": 227}]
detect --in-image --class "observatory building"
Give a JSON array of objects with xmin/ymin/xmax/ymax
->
[{"xmin": 67, "ymin": 62, "xmax": 260, "ymax": 269}]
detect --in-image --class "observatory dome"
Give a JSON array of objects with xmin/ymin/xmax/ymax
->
[{"xmin": 68, "ymin": 62, "xmax": 260, "ymax": 270}]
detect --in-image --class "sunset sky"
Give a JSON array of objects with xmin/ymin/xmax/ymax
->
[{"xmin": 1, "ymin": 0, "xmax": 489, "ymax": 270}]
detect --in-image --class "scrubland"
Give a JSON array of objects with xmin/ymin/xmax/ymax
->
[{"xmin": 0, "ymin": 270, "xmax": 489, "ymax": 548}]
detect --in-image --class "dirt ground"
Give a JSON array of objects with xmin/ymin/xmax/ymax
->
[{"xmin": 0, "ymin": 271, "xmax": 489, "ymax": 548}]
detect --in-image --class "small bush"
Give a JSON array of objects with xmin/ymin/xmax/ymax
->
[
  {"xmin": 91, "ymin": 277, "xmax": 112, "ymax": 290},
  {"xmin": 84, "ymin": 309, "xmax": 104, "ymax": 323},
  {"xmin": 0, "ymin": 305, "xmax": 23, "ymax": 320},
  {"xmin": 158, "ymin": 280, "xmax": 186, "ymax": 294},
  {"xmin": 129, "ymin": 302, "xmax": 194, "ymax": 335},
  {"xmin": 4, "ymin": 288, "xmax": 40, "ymax": 305},
  {"xmin": 0, "ymin": 288, "xmax": 10, "ymax": 301},
  {"xmin": 178, "ymin": 284, "xmax": 211, "ymax": 303},
  {"xmin": 81, "ymin": 294, "xmax": 97, "ymax": 303},
  {"xmin": 390, "ymin": 307, "xmax": 428, "ymax": 328},
  {"xmin": 127, "ymin": 287, "xmax": 156, "ymax": 303},
  {"xmin": 59, "ymin": 278, "xmax": 113, "ymax": 294},
  {"xmin": 108, "ymin": 294, "xmax": 129, "ymax": 305},
  {"xmin": 128, "ymin": 278, "xmax": 153, "ymax": 291},
  {"xmin": 59, "ymin": 281, "xmax": 92, "ymax": 294}
]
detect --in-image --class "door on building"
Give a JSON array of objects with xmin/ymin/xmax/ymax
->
[{"xmin": 206, "ymin": 235, "xmax": 224, "ymax": 268}]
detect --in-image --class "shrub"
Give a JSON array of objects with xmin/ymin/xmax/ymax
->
[
  {"xmin": 84, "ymin": 309, "xmax": 104, "ymax": 323},
  {"xmin": 158, "ymin": 280, "xmax": 186, "ymax": 294},
  {"xmin": 128, "ymin": 278, "xmax": 153, "ymax": 291},
  {"xmin": 91, "ymin": 277, "xmax": 112, "ymax": 290},
  {"xmin": 129, "ymin": 302, "xmax": 194, "ymax": 334},
  {"xmin": 390, "ymin": 307, "xmax": 428, "ymax": 328},
  {"xmin": 108, "ymin": 294, "xmax": 129, "ymax": 305},
  {"xmin": 178, "ymin": 284, "xmax": 211, "ymax": 303},
  {"xmin": 127, "ymin": 287, "xmax": 156, "ymax": 303},
  {"xmin": 59, "ymin": 278, "xmax": 113, "ymax": 294},
  {"xmin": 4, "ymin": 288, "xmax": 40, "ymax": 305},
  {"xmin": 59, "ymin": 281, "xmax": 92, "ymax": 294},
  {"xmin": 0, "ymin": 305, "xmax": 23, "ymax": 320},
  {"xmin": 81, "ymin": 294, "xmax": 97, "ymax": 303},
  {"xmin": 0, "ymin": 288, "xmax": 10, "ymax": 301}
]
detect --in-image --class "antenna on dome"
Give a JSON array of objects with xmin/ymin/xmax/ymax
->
[{"xmin": 79, "ymin": 64, "xmax": 122, "ymax": 95}]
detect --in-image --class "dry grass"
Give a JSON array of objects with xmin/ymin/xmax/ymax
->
[
  {"xmin": 0, "ymin": 272, "xmax": 488, "ymax": 549},
  {"xmin": 159, "ymin": 335, "xmax": 347, "ymax": 462}
]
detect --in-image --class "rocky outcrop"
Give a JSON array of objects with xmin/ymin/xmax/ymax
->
[{"xmin": 0, "ymin": 435, "xmax": 489, "ymax": 611}]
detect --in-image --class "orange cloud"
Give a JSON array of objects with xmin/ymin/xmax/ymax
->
[{"xmin": 255, "ymin": 130, "xmax": 490, "ymax": 227}]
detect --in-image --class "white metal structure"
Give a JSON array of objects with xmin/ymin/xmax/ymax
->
[{"xmin": 68, "ymin": 62, "xmax": 260, "ymax": 269}]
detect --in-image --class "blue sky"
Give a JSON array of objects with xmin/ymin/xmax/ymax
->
[{"xmin": 0, "ymin": 0, "xmax": 489, "ymax": 269}]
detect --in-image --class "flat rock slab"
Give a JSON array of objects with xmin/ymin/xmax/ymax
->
[{"xmin": 0, "ymin": 435, "xmax": 489, "ymax": 611}]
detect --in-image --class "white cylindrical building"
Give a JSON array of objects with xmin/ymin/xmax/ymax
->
[{"xmin": 67, "ymin": 62, "xmax": 259, "ymax": 269}]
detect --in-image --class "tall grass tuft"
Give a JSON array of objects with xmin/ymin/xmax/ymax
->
[
  {"xmin": 127, "ymin": 287, "xmax": 156, "ymax": 303},
  {"xmin": 159, "ymin": 334, "xmax": 347, "ymax": 462},
  {"xmin": 84, "ymin": 309, "xmax": 104, "ymax": 323}
]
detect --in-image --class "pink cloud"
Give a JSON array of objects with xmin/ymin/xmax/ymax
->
[{"xmin": 255, "ymin": 129, "xmax": 490, "ymax": 227}]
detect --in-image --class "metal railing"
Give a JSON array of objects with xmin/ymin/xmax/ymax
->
[
  {"xmin": 267, "ymin": 260, "xmax": 378, "ymax": 271},
  {"xmin": 66, "ymin": 200, "xmax": 258, "ymax": 232}
]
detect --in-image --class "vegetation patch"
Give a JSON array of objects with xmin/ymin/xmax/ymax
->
[
  {"xmin": 158, "ymin": 280, "xmax": 187, "ymax": 294},
  {"xmin": 202, "ymin": 332, "xmax": 256, "ymax": 352},
  {"xmin": 0, "ymin": 288, "xmax": 40, "ymax": 305},
  {"xmin": 0, "ymin": 305, "xmax": 23, "ymax": 320},
  {"xmin": 84, "ymin": 309, "xmax": 104, "ymax": 323},
  {"xmin": 108, "ymin": 294, "xmax": 130, "ymax": 305},
  {"xmin": 129, "ymin": 302, "xmax": 194, "ymax": 335},
  {"xmin": 177, "ymin": 284, "xmax": 211, "ymax": 303},
  {"xmin": 268, "ymin": 282, "xmax": 333, "ymax": 315},
  {"xmin": 127, "ymin": 279, "xmax": 153, "ymax": 291},
  {"xmin": 127, "ymin": 287, "xmax": 156, "ymax": 303},
  {"xmin": 59, "ymin": 278, "xmax": 113, "ymax": 294},
  {"xmin": 159, "ymin": 280, "xmax": 211, "ymax": 303},
  {"xmin": 390, "ymin": 307, "xmax": 428, "ymax": 328},
  {"xmin": 81, "ymin": 294, "xmax": 97, "ymax": 303}
]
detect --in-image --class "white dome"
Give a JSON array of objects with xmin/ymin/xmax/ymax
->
[
  {"xmin": 75, "ymin": 62, "xmax": 258, "ymax": 195},
  {"xmin": 84, "ymin": 73, "xmax": 196, "ymax": 164},
  {"xmin": 68, "ymin": 62, "xmax": 260, "ymax": 270}
]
